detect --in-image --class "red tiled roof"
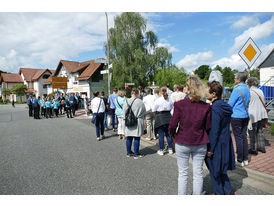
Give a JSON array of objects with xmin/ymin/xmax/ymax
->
[
  {"xmin": 76, "ymin": 61, "xmax": 102, "ymax": 80},
  {"xmin": 1, "ymin": 73, "xmax": 24, "ymax": 83},
  {"xmin": 25, "ymin": 88, "xmax": 35, "ymax": 93},
  {"xmin": 19, "ymin": 68, "xmax": 54, "ymax": 82}
]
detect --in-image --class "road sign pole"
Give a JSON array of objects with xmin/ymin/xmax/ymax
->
[{"xmin": 106, "ymin": 12, "xmax": 110, "ymax": 96}]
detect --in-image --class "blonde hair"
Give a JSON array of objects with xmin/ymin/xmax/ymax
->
[
  {"xmin": 186, "ymin": 76, "xmax": 206, "ymax": 102},
  {"xmin": 118, "ymin": 90, "xmax": 125, "ymax": 97},
  {"xmin": 161, "ymin": 87, "xmax": 168, "ymax": 100}
]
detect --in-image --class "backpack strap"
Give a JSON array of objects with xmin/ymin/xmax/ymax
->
[
  {"xmin": 251, "ymin": 89, "xmax": 267, "ymax": 113},
  {"xmin": 116, "ymin": 98, "xmax": 123, "ymax": 109},
  {"xmin": 96, "ymin": 98, "xmax": 102, "ymax": 113},
  {"xmin": 237, "ymin": 88, "xmax": 249, "ymax": 115}
]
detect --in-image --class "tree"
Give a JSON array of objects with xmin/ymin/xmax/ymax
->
[
  {"xmin": 107, "ymin": 12, "xmax": 172, "ymax": 89},
  {"xmin": 250, "ymin": 68, "xmax": 260, "ymax": 80},
  {"xmin": 154, "ymin": 66, "xmax": 189, "ymax": 88},
  {"xmin": 2, "ymin": 88, "xmax": 11, "ymax": 100},
  {"xmin": 222, "ymin": 67, "xmax": 235, "ymax": 87},
  {"xmin": 194, "ymin": 65, "xmax": 211, "ymax": 80},
  {"xmin": 11, "ymin": 83, "xmax": 27, "ymax": 102}
]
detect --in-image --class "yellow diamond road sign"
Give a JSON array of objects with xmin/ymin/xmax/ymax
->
[{"xmin": 239, "ymin": 37, "xmax": 261, "ymax": 68}]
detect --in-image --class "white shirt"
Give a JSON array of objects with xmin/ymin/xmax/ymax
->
[
  {"xmin": 143, "ymin": 94, "xmax": 156, "ymax": 112},
  {"xmin": 171, "ymin": 91, "xmax": 186, "ymax": 103},
  {"xmin": 91, "ymin": 97, "xmax": 105, "ymax": 113},
  {"xmin": 152, "ymin": 96, "xmax": 173, "ymax": 112}
]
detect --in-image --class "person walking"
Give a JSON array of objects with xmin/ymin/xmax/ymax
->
[
  {"xmin": 169, "ymin": 76, "xmax": 211, "ymax": 195},
  {"xmin": 123, "ymin": 88, "xmax": 146, "ymax": 159},
  {"xmin": 228, "ymin": 72, "xmax": 250, "ymax": 167},
  {"xmin": 247, "ymin": 77, "xmax": 268, "ymax": 155},
  {"xmin": 91, "ymin": 91, "xmax": 106, "ymax": 141},
  {"xmin": 152, "ymin": 87, "xmax": 174, "ymax": 155},
  {"xmin": 101, "ymin": 91, "xmax": 109, "ymax": 130},
  {"xmin": 32, "ymin": 96, "xmax": 39, "ymax": 119},
  {"xmin": 27, "ymin": 95, "xmax": 33, "ymax": 117},
  {"xmin": 143, "ymin": 88, "xmax": 156, "ymax": 140},
  {"xmin": 108, "ymin": 87, "xmax": 118, "ymax": 131},
  {"xmin": 114, "ymin": 90, "xmax": 126, "ymax": 139},
  {"xmin": 12, "ymin": 98, "xmax": 15, "ymax": 108},
  {"xmin": 205, "ymin": 81, "xmax": 235, "ymax": 195}
]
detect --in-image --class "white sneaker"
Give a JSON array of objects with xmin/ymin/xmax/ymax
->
[
  {"xmin": 146, "ymin": 137, "xmax": 151, "ymax": 141},
  {"xmin": 96, "ymin": 137, "xmax": 100, "ymax": 141},
  {"xmin": 243, "ymin": 160, "xmax": 249, "ymax": 166},
  {"xmin": 168, "ymin": 149, "xmax": 174, "ymax": 154},
  {"xmin": 157, "ymin": 150, "xmax": 164, "ymax": 156},
  {"xmin": 235, "ymin": 160, "xmax": 244, "ymax": 167}
]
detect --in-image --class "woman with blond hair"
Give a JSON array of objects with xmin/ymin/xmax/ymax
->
[
  {"xmin": 152, "ymin": 87, "xmax": 174, "ymax": 156},
  {"xmin": 114, "ymin": 90, "xmax": 126, "ymax": 139},
  {"xmin": 169, "ymin": 76, "xmax": 211, "ymax": 195}
]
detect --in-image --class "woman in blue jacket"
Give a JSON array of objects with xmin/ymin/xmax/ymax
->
[{"xmin": 206, "ymin": 81, "xmax": 235, "ymax": 195}]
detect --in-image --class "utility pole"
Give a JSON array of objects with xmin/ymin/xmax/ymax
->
[{"xmin": 105, "ymin": 12, "xmax": 111, "ymax": 95}]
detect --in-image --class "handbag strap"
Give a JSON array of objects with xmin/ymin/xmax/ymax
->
[
  {"xmin": 237, "ymin": 88, "xmax": 249, "ymax": 115},
  {"xmin": 116, "ymin": 98, "xmax": 123, "ymax": 109},
  {"xmin": 96, "ymin": 98, "xmax": 102, "ymax": 113},
  {"xmin": 251, "ymin": 89, "xmax": 267, "ymax": 112}
]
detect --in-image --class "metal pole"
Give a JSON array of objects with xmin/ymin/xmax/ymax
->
[{"xmin": 105, "ymin": 12, "xmax": 110, "ymax": 95}]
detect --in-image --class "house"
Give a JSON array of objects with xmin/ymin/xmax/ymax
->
[
  {"xmin": 49, "ymin": 59, "xmax": 105, "ymax": 98},
  {"xmin": 19, "ymin": 68, "xmax": 55, "ymax": 97},
  {"xmin": 0, "ymin": 73, "xmax": 25, "ymax": 101},
  {"xmin": 257, "ymin": 48, "xmax": 274, "ymax": 86}
]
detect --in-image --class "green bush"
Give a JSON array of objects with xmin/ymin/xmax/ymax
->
[
  {"xmin": 3, "ymin": 99, "xmax": 10, "ymax": 104},
  {"xmin": 16, "ymin": 101, "xmax": 27, "ymax": 104},
  {"xmin": 270, "ymin": 124, "xmax": 274, "ymax": 136}
]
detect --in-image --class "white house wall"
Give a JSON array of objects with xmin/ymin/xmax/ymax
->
[{"xmin": 260, "ymin": 67, "xmax": 274, "ymax": 86}]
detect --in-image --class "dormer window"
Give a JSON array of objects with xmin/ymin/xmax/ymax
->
[{"xmin": 43, "ymin": 74, "xmax": 50, "ymax": 79}]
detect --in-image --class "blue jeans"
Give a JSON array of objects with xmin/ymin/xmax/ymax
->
[
  {"xmin": 231, "ymin": 118, "xmax": 249, "ymax": 163},
  {"xmin": 175, "ymin": 143, "xmax": 207, "ymax": 195},
  {"xmin": 110, "ymin": 108, "xmax": 117, "ymax": 129},
  {"xmin": 158, "ymin": 125, "xmax": 173, "ymax": 150},
  {"xmin": 95, "ymin": 113, "xmax": 105, "ymax": 137},
  {"xmin": 126, "ymin": 136, "xmax": 140, "ymax": 155},
  {"xmin": 103, "ymin": 112, "xmax": 107, "ymax": 129}
]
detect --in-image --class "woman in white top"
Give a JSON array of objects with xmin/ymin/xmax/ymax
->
[
  {"xmin": 152, "ymin": 87, "xmax": 174, "ymax": 155},
  {"xmin": 91, "ymin": 90, "xmax": 106, "ymax": 141},
  {"xmin": 143, "ymin": 88, "xmax": 156, "ymax": 140},
  {"xmin": 247, "ymin": 77, "xmax": 268, "ymax": 154}
]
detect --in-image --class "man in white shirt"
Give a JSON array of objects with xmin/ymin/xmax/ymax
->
[
  {"xmin": 143, "ymin": 88, "xmax": 156, "ymax": 140},
  {"xmin": 166, "ymin": 83, "xmax": 173, "ymax": 98}
]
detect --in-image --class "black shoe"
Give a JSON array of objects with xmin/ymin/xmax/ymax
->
[
  {"xmin": 133, "ymin": 154, "xmax": 145, "ymax": 160},
  {"xmin": 258, "ymin": 149, "xmax": 266, "ymax": 153},
  {"xmin": 248, "ymin": 149, "xmax": 258, "ymax": 155},
  {"xmin": 126, "ymin": 152, "xmax": 134, "ymax": 157}
]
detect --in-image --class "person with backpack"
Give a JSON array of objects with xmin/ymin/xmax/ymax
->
[
  {"xmin": 123, "ymin": 88, "xmax": 146, "ymax": 159},
  {"xmin": 114, "ymin": 90, "xmax": 126, "ymax": 139},
  {"xmin": 91, "ymin": 91, "xmax": 106, "ymax": 141},
  {"xmin": 152, "ymin": 87, "xmax": 174, "ymax": 156}
]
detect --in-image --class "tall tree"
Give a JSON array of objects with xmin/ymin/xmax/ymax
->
[
  {"xmin": 107, "ymin": 12, "xmax": 172, "ymax": 89},
  {"xmin": 11, "ymin": 84, "xmax": 27, "ymax": 102},
  {"xmin": 194, "ymin": 65, "xmax": 211, "ymax": 80},
  {"xmin": 223, "ymin": 66, "xmax": 235, "ymax": 87},
  {"xmin": 2, "ymin": 88, "xmax": 11, "ymax": 100}
]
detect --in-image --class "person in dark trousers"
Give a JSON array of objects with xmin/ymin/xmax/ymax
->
[
  {"xmin": 69, "ymin": 93, "xmax": 76, "ymax": 116},
  {"xmin": 205, "ymin": 81, "xmax": 235, "ymax": 195},
  {"xmin": 32, "ymin": 96, "xmax": 40, "ymax": 119},
  {"xmin": 37, "ymin": 96, "xmax": 41, "ymax": 119},
  {"xmin": 27, "ymin": 95, "xmax": 33, "ymax": 117},
  {"xmin": 59, "ymin": 93, "xmax": 65, "ymax": 115},
  {"xmin": 108, "ymin": 87, "xmax": 118, "ymax": 131},
  {"xmin": 65, "ymin": 95, "xmax": 73, "ymax": 118},
  {"xmin": 12, "ymin": 98, "xmax": 15, "ymax": 108},
  {"xmin": 45, "ymin": 97, "xmax": 52, "ymax": 118},
  {"xmin": 91, "ymin": 91, "xmax": 105, "ymax": 141},
  {"xmin": 101, "ymin": 91, "xmax": 109, "ymax": 129}
]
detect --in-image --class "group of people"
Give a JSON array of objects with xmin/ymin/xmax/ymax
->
[
  {"xmin": 90, "ymin": 72, "xmax": 268, "ymax": 195},
  {"xmin": 27, "ymin": 93, "xmax": 81, "ymax": 119}
]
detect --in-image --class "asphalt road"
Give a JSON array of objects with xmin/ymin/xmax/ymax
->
[{"xmin": 0, "ymin": 104, "xmax": 270, "ymax": 195}]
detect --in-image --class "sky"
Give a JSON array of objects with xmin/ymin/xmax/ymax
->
[{"xmin": 0, "ymin": 2, "xmax": 274, "ymax": 74}]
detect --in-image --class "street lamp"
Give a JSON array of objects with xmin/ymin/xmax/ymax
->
[{"xmin": 105, "ymin": 12, "xmax": 110, "ymax": 95}]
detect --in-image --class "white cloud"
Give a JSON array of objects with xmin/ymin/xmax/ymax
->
[
  {"xmin": 176, "ymin": 51, "xmax": 213, "ymax": 72},
  {"xmin": 0, "ymin": 12, "xmax": 119, "ymax": 73},
  {"xmin": 229, "ymin": 15, "xmax": 274, "ymax": 53},
  {"xmin": 212, "ymin": 43, "xmax": 274, "ymax": 70},
  {"xmin": 157, "ymin": 39, "xmax": 179, "ymax": 53},
  {"xmin": 231, "ymin": 15, "xmax": 260, "ymax": 29}
]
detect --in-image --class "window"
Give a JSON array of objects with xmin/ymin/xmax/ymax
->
[
  {"xmin": 43, "ymin": 85, "xmax": 47, "ymax": 89},
  {"xmin": 42, "ymin": 74, "xmax": 50, "ymax": 79}
]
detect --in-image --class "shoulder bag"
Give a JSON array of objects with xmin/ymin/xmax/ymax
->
[{"xmin": 91, "ymin": 98, "xmax": 102, "ymax": 124}]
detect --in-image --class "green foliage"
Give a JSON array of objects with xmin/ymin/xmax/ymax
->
[
  {"xmin": 0, "ymin": 99, "xmax": 10, "ymax": 104},
  {"xmin": 194, "ymin": 65, "xmax": 211, "ymax": 80},
  {"xmin": 223, "ymin": 67, "xmax": 235, "ymax": 87},
  {"xmin": 250, "ymin": 68, "xmax": 260, "ymax": 80},
  {"xmin": 11, "ymin": 84, "xmax": 27, "ymax": 96},
  {"xmin": 107, "ymin": 12, "xmax": 172, "ymax": 89},
  {"xmin": 154, "ymin": 66, "xmax": 189, "ymax": 88},
  {"xmin": 2, "ymin": 88, "xmax": 11, "ymax": 97},
  {"xmin": 270, "ymin": 124, "xmax": 274, "ymax": 136}
]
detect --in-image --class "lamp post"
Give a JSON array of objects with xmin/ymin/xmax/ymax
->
[{"xmin": 105, "ymin": 12, "xmax": 111, "ymax": 95}]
